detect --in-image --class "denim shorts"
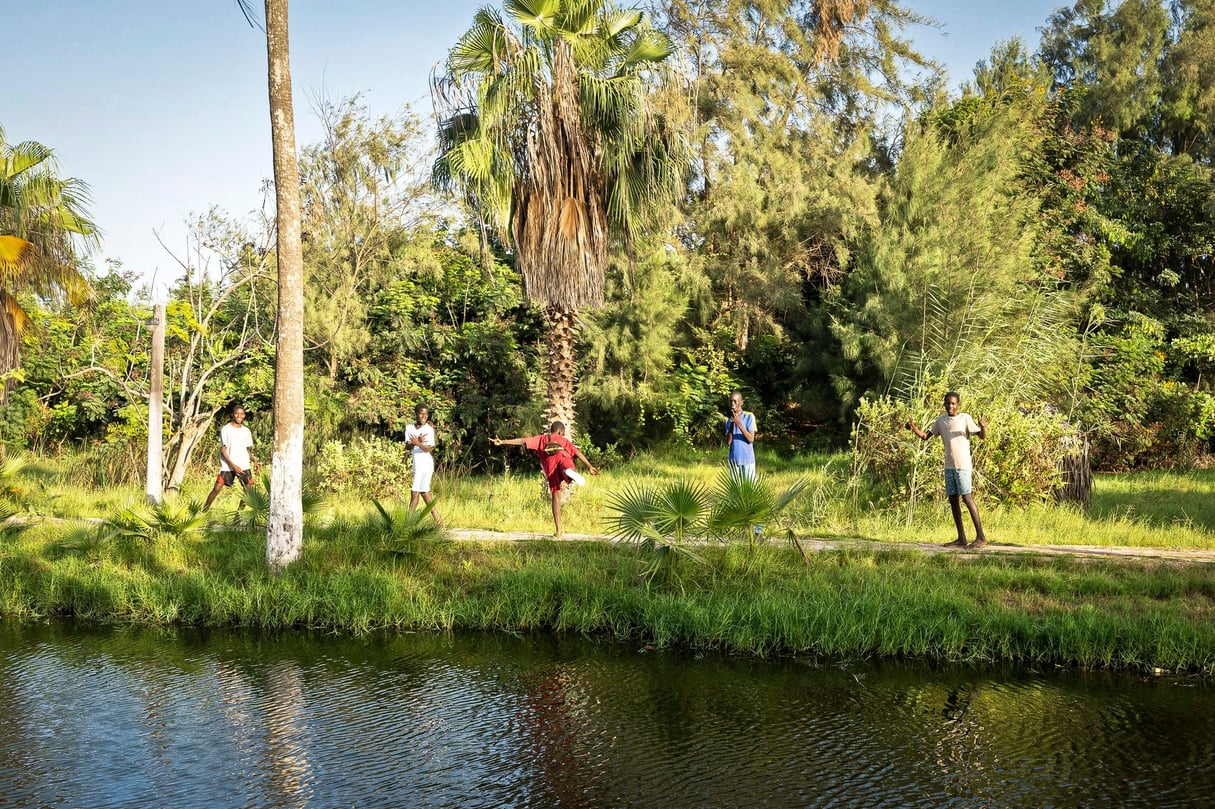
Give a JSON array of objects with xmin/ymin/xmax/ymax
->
[{"xmin": 944, "ymin": 469, "xmax": 972, "ymax": 496}]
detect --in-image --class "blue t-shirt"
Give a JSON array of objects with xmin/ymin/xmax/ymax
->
[{"xmin": 725, "ymin": 411, "xmax": 756, "ymax": 465}]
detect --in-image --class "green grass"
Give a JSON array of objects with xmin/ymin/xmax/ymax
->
[
  {"xmin": 2, "ymin": 518, "xmax": 1213, "ymax": 674},
  {"xmin": 4, "ymin": 448, "xmax": 1214, "ymax": 675},
  {"xmin": 19, "ymin": 449, "xmax": 1215, "ymax": 549}
]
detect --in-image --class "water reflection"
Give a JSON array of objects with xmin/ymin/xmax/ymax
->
[{"xmin": 0, "ymin": 621, "xmax": 1213, "ymax": 808}]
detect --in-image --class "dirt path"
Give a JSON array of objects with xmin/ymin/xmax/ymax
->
[{"xmin": 449, "ymin": 528, "xmax": 1215, "ymax": 564}]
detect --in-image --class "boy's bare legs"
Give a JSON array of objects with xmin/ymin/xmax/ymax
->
[
  {"xmin": 550, "ymin": 490, "xmax": 562, "ymax": 538},
  {"xmin": 963, "ymin": 493, "xmax": 986, "ymax": 548},
  {"xmin": 409, "ymin": 490, "xmax": 443, "ymax": 526},
  {"xmin": 943, "ymin": 495, "xmax": 968, "ymax": 547}
]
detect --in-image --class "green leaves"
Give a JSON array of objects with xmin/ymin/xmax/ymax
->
[{"xmin": 101, "ymin": 497, "xmax": 208, "ymax": 544}]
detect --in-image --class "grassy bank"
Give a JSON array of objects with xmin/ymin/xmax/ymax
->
[{"xmin": 3, "ymin": 450, "xmax": 1215, "ymax": 675}]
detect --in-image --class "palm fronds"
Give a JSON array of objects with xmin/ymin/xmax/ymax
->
[
  {"xmin": 371, "ymin": 498, "xmax": 449, "ymax": 558},
  {"xmin": 101, "ymin": 497, "xmax": 207, "ymax": 545}
]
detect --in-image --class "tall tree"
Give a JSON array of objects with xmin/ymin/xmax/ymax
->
[
  {"xmin": 262, "ymin": 0, "xmax": 306, "ymax": 573},
  {"xmin": 830, "ymin": 89, "xmax": 1080, "ymax": 412},
  {"xmin": 654, "ymin": 0, "xmax": 931, "ymax": 428},
  {"xmin": 299, "ymin": 97, "xmax": 438, "ymax": 380},
  {"xmin": 1161, "ymin": 0, "xmax": 1215, "ymax": 162},
  {"xmin": 1039, "ymin": 0, "xmax": 1170, "ymax": 136},
  {"xmin": 0, "ymin": 126, "xmax": 97, "ymax": 394},
  {"xmin": 433, "ymin": 0, "xmax": 688, "ymax": 434}
]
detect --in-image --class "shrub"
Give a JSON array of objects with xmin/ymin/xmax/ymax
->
[
  {"xmin": 314, "ymin": 436, "xmax": 413, "ymax": 499},
  {"xmin": 851, "ymin": 394, "xmax": 1079, "ymax": 509}
]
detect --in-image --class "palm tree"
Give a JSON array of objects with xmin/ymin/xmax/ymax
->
[
  {"xmin": 259, "ymin": 0, "xmax": 306, "ymax": 573},
  {"xmin": 0, "ymin": 126, "xmax": 97, "ymax": 393},
  {"xmin": 432, "ymin": 0, "xmax": 688, "ymax": 434}
]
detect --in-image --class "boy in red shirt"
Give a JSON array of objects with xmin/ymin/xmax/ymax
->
[{"xmin": 492, "ymin": 421, "xmax": 599, "ymax": 538}]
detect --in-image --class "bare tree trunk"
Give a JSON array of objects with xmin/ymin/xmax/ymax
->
[
  {"xmin": 1055, "ymin": 433, "xmax": 1092, "ymax": 512},
  {"xmin": 165, "ymin": 413, "xmax": 218, "ymax": 492},
  {"xmin": 265, "ymin": 0, "xmax": 306, "ymax": 574},
  {"xmin": 145, "ymin": 304, "xmax": 165, "ymax": 504},
  {"xmin": 543, "ymin": 305, "xmax": 579, "ymax": 436}
]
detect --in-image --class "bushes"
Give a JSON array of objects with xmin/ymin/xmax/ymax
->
[
  {"xmin": 851, "ymin": 394, "xmax": 1079, "ymax": 508},
  {"xmin": 1076, "ymin": 314, "xmax": 1215, "ymax": 470},
  {"xmin": 315, "ymin": 437, "xmax": 413, "ymax": 499}
]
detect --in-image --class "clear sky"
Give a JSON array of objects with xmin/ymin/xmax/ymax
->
[{"xmin": 4, "ymin": 0, "xmax": 1066, "ymax": 299}]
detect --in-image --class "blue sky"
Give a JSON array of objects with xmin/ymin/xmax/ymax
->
[{"xmin": 4, "ymin": 1, "xmax": 1066, "ymax": 298}]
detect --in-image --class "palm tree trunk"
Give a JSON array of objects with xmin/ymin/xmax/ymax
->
[
  {"xmin": 0, "ymin": 302, "xmax": 19, "ymax": 406},
  {"xmin": 543, "ymin": 305, "xmax": 579, "ymax": 436},
  {"xmin": 264, "ymin": 0, "xmax": 306, "ymax": 574}
]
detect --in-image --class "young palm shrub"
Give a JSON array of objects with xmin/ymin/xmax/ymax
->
[
  {"xmin": 708, "ymin": 468, "xmax": 811, "ymax": 553},
  {"xmin": 604, "ymin": 479, "xmax": 710, "ymax": 581},
  {"xmin": 370, "ymin": 499, "xmax": 449, "ymax": 560},
  {"xmin": 224, "ymin": 471, "xmax": 325, "ymax": 532},
  {"xmin": 0, "ymin": 451, "xmax": 30, "ymax": 496},
  {"xmin": 100, "ymin": 496, "xmax": 208, "ymax": 563},
  {"xmin": 0, "ymin": 451, "xmax": 32, "ymax": 532}
]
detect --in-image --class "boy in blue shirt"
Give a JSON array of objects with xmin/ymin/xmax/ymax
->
[{"xmin": 724, "ymin": 391, "xmax": 757, "ymax": 480}]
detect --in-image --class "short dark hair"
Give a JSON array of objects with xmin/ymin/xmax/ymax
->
[
  {"xmin": 548, "ymin": 421, "xmax": 565, "ymax": 433},
  {"xmin": 944, "ymin": 392, "xmax": 960, "ymax": 403}
]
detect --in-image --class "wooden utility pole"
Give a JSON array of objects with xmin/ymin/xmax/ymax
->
[{"xmin": 146, "ymin": 304, "xmax": 165, "ymax": 505}]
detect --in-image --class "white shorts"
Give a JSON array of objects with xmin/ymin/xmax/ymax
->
[{"xmin": 411, "ymin": 453, "xmax": 434, "ymax": 493}]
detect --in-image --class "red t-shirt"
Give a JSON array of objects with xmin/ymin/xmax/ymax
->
[{"xmin": 524, "ymin": 433, "xmax": 576, "ymax": 485}]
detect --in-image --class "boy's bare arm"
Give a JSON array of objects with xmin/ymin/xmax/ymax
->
[
  {"xmin": 905, "ymin": 418, "xmax": 931, "ymax": 440},
  {"xmin": 574, "ymin": 450, "xmax": 599, "ymax": 475}
]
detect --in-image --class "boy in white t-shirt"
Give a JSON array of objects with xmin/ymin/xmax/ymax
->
[
  {"xmin": 204, "ymin": 405, "xmax": 259, "ymax": 511},
  {"xmin": 405, "ymin": 403, "xmax": 442, "ymax": 525},
  {"xmin": 906, "ymin": 392, "xmax": 989, "ymax": 549}
]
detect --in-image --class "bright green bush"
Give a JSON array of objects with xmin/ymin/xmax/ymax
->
[
  {"xmin": 314, "ymin": 436, "xmax": 413, "ymax": 498},
  {"xmin": 851, "ymin": 394, "xmax": 1079, "ymax": 507}
]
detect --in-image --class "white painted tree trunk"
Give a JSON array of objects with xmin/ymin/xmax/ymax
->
[{"xmin": 264, "ymin": 0, "xmax": 305, "ymax": 574}]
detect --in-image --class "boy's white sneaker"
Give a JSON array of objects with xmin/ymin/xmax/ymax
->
[{"xmin": 565, "ymin": 469, "xmax": 587, "ymax": 486}]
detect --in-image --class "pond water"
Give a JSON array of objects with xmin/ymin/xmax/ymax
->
[{"xmin": 1, "ymin": 620, "xmax": 1212, "ymax": 808}]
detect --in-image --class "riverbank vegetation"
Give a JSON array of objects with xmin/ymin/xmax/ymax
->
[{"xmin": 3, "ymin": 450, "xmax": 1214, "ymax": 675}]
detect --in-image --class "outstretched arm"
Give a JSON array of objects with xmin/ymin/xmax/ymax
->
[
  {"xmin": 906, "ymin": 418, "xmax": 930, "ymax": 441},
  {"xmin": 491, "ymin": 436, "xmax": 527, "ymax": 447},
  {"xmin": 574, "ymin": 450, "xmax": 599, "ymax": 476},
  {"xmin": 973, "ymin": 417, "xmax": 988, "ymax": 440}
]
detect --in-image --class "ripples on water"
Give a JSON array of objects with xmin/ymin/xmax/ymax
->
[{"xmin": 0, "ymin": 621, "xmax": 1213, "ymax": 808}]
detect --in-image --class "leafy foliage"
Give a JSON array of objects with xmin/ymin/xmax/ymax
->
[
  {"xmin": 100, "ymin": 497, "xmax": 208, "ymax": 550},
  {"xmin": 851, "ymin": 392, "xmax": 1082, "ymax": 512},
  {"xmin": 370, "ymin": 498, "xmax": 449, "ymax": 559}
]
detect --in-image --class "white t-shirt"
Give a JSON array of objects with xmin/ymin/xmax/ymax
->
[
  {"xmin": 219, "ymin": 422, "xmax": 255, "ymax": 471},
  {"xmin": 928, "ymin": 413, "xmax": 981, "ymax": 470},
  {"xmin": 405, "ymin": 423, "xmax": 436, "ymax": 458}
]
